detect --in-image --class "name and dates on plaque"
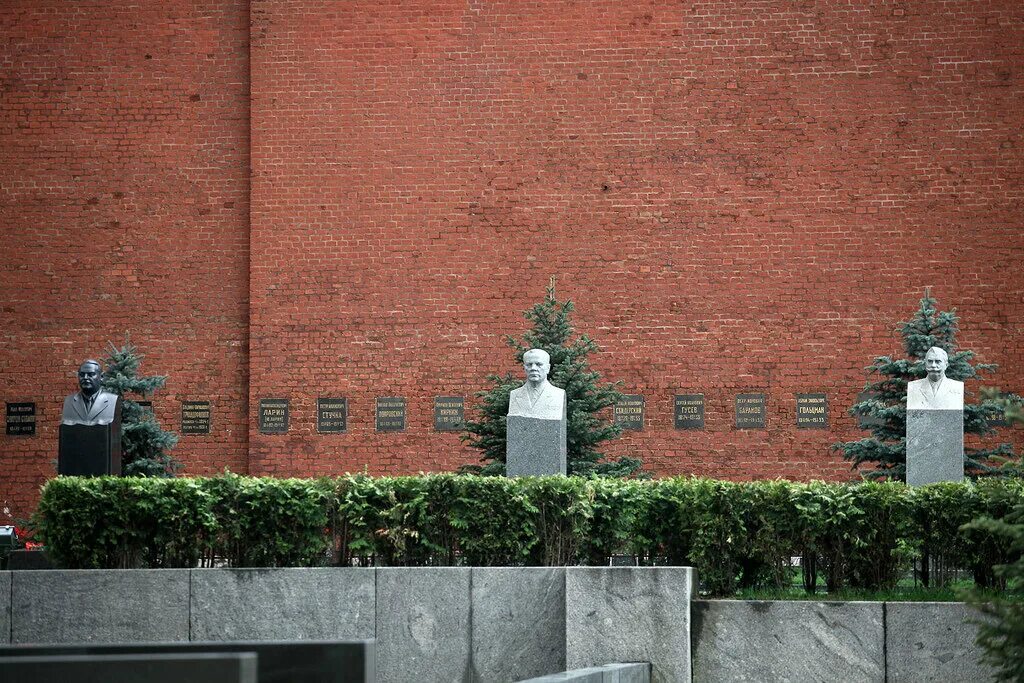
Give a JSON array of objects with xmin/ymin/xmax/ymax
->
[
  {"xmin": 614, "ymin": 395, "xmax": 645, "ymax": 430},
  {"xmin": 674, "ymin": 394, "xmax": 705, "ymax": 430},
  {"xmin": 433, "ymin": 396, "xmax": 464, "ymax": 432},
  {"xmin": 735, "ymin": 393, "xmax": 766, "ymax": 429},
  {"xmin": 795, "ymin": 393, "xmax": 828, "ymax": 429},
  {"xmin": 181, "ymin": 401, "xmax": 211, "ymax": 435},
  {"xmin": 6, "ymin": 402, "xmax": 36, "ymax": 436},
  {"xmin": 376, "ymin": 397, "xmax": 406, "ymax": 432},
  {"xmin": 258, "ymin": 398, "xmax": 289, "ymax": 434},
  {"xmin": 318, "ymin": 398, "xmax": 348, "ymax": 433}
]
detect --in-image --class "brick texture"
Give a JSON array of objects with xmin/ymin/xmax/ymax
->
[
  {"xmin": 0, "ymin": 1, "xmax": 250, "ymax": 519},
  {"xmin": 4, "ymin": 1, "xmax": 1024, "ymax": 518}
]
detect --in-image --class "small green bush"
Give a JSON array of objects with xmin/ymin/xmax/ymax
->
[{"xmin": 32, "ymin": 474, "xmax": 1024, "ymax": 597}]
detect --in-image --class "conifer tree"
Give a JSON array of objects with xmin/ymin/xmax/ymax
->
[
  {"xmin": 462, "ymin": 279, "xmax": 642, "ymax": 477},
  {"xmin": 835, "ymin": 290, "xmax": 1017, "ymax": 480},
  {"xmin": 101, "ymin": 338, "xmax": 182, "ymax": 477}
]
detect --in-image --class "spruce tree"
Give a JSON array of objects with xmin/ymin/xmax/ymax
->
[
  {"xmin": 462, "ymin": 279, "xmax": 642, "ymax": 477},
  {"xmin": 835, "ymin": 290, "xmax": 1018, "ymax": 480},
  {"xmin": 101, "ymin": 338, "xmax": 182, "ymax": 477}
]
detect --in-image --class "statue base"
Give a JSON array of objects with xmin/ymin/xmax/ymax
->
[
  {"xmin": 906, "ymin": 409, "xmax": 963, "ymax": 486},
  {"xmin": 58, "ymin": 423, "xmax": 122, "ymax": 476},
  {"xmin": 506, "ymin": 415, "xmax": 567, "ymax": 477}
]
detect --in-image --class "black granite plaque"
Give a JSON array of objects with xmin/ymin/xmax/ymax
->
[
  {"xmin": 433, "ymin": 396, "xmax": 464, "ymax": 432},
  {"xmin": 796, "ymin": 393, "xmax": 829, "ymax": 429},
  {"xmin": 136, "ymin": 400, "xmax": 153, "ymax": 414},
  {"xmin": 258, "ymin": 398, "xmax": 289, "ymax": 434},
  {"xmin": 181, "ymin": 401, "xmax": 211, "ymax": 435},
  {"xmin": 6, "ymin": 402, "xmax": 36, "ymax": 436},
  {"xmin": 674, "ymin": 394, "xmax": 705, "ymax": 430},
  {"xmin": 735, "ymin": 393, "xmax": 766, "ymax": 429},
  {"xmin": 317, "ymin": 397, "xmax": 348, "ymax": 433},
  {"xmin": 376, "ymin": 397, "xmax": 406, "ymax": 432},
  {"xmin": 614, "ymin": 395, "xmax": 645, "ymax": 431}
]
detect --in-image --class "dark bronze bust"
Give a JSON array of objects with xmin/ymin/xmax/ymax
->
[{"xmin": 61, "ymin": 360, "xmax": 120, "ymax": 426}]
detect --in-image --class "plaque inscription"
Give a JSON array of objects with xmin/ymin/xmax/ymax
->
[
  {"xmin": 614, "ymin": 395, "xmax": 645, "ymax": 431},
  {"xmin": 259, "ymin": 398, "xmax": 289, "ymax": 434},
  {"xmin": 376, "ymin": 397, "xmax": 406, "ymax": 432},
  {"xmin": 796, "ymin": 393, "xmax": 828, "ymax": 429},
  {"xmin": 674, "ymin": 394, "xmax": 705, "ymax": 430},
  {"xmin": 181, "ymin": 401, "xmax": 211, "ymax": 435},
  {"xmin": 735, "ymin": 393, "xmax": 766, "ymax": 429},
  {"xmin": 6, "ymin": 402, "xmax": 36, "ymax": 436},
  {"xmin": 434, "ymin": 396, "xmax": 464, "ymax": 432},
  {"xmin": 317, "ymin": 397, "xmax": 348, "ymax": 433}
]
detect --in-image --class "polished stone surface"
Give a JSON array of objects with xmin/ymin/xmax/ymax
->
[
  {"xmin": 472, "ymin": 567, "xmax": 565, "ymax": 682},
  {"xmin": 12, "ymin": 569, "xmax": 189, "ymax": 643},
  {"xmin": 190, "ymin": 568, "xmax": 375, "ymax": 641},
  {"xmin": 376, "ymin": 567, "xmax": 471, "ymax": 683},
  {"xmin": 566, "ymin": 567, "xmax": 693, "ymax": 683},
  {"xmin": 907, "ymin": 409, "xmax": 964, "ymax": 486},
  {"xmin": 886, "ymin": 602, "xmax": 995, "ymax": 682},
  {"xmin": 691, "ymin": 600, "xmax": 884, "ymax": 682}
]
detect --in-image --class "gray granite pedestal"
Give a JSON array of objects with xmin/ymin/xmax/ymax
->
[
  {"xmin": 907, "ymin": 409, "xmax": 963, "ymax": 486},
  {"xmin": 506, "ymin": 415, "xmax": 567, "ymax": 476}
]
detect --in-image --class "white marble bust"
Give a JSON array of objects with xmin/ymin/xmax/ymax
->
[
  {"xmin": 507, "ymin": 349, "xmax": 566, "ymax": 421},
  {"xmin": 907, "ymin": 347, "xmax": 964, "ymax": 411}
]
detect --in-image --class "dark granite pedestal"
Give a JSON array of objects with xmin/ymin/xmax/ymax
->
[
  {"xmin": 506, "ymin": 415, "xmax": 567, "ymax": 477},
  {"xmin": 906, "ymin": 409, "xmax": 963, "ymax": 486}
]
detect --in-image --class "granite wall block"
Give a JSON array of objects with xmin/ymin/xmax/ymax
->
[
  {"xmin": 472, "ymin": 567, "xmax": 565, "ymax": 682},
  {"xmin": 692, "ymin": 600, "xmax": 884, "ymax": 682},
  {"xmin": 0, "ymin": 572, "xmax": 10, "ymax": 644},
  {"xmin": 566, "ymin": 567, "xmax": 693, "ymax": 683},
  {"xmin": 886, "ymin": 602, "xmax": 995, "ymax": 682},
  {"xmin": 376, "ymin": 567, "xmax": 471, "ymax": 683},
  {"xmin": 11, "ymin": 569, "xmax": 189, "ymax": 644},
  {"xmin": 190, "ymin": 567, "xmax": 375, "ymax": 641}
]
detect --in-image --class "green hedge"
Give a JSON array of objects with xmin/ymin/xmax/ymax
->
[{"xmin": 33, "ymin": 474, "xmax": 1024, "ymax": 596}]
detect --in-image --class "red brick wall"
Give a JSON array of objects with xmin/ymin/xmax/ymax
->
[
  {"xmin": 249, "ymin": 0, "xmax": 1023, "ymax": 479},
  {"xmin": 3, "ymin": 1, "xmax": 1023, "ymax": 519},
  {"xmin": 0, "ymin": 1, "xmax": 251, "ymax": 520}
]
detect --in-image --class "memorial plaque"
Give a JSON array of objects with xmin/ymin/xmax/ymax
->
[
  {"xmin": 317, "ymin": 397, "xmax": 348, "ymax": 433},
  {"xmin": 6, "ymin": 402, "xmax": 36, "ymax": 436},
  {"xmin": 735, "ymin": 393, "xmax": 766, "ymax": 429},
  {"xmin": 614, "ymin": 395, "xmax": 645, "ymax": 431},
  {"xmin": 181, "ymin": 401, "xmax": 211, "ymax": 435},
  {"xmin": 433, "ymin": 396, "xmax": 464, "ymax": 431},
  {"xmin": 796, "ymin": 393, "xmax": 829, "ymax": 429},
  {"xmin": 136, "ymin": 400, "xmax": 153, "ymax": 414},
  {"xmin": 674, "ymin": 394, "xmax": 705, "ymax": 430},
  {"xmin": 258, "ymin": 398, "xmax": 289, "ymax": 434},
  {"xmin": 376, "ymin": 397, "xmax": 406, "ymax": 432}
]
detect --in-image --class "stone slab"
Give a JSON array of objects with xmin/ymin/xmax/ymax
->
[
  {"xmin": 507, "ymin": 415, "xmax": 567, "ymax": 476},
  {"xmin": 886, "ymin": 602, "xmax": 995, "ymax": 682},
  {"xmin": 907, "ymin": 409, "xmax": 964, "ymax": 486},
  {"xmin": 0, "ymin": 572, "xmax": 9, "ymax": 644},
  {"xmin": 0, "ymin": 652, "xmax": 257, "ymax": 683},
  {"xmin": 12, "ymin": 569, "xmax": 189, "ymax": 644},
  {"xmin": 517, "ymin": 663, "xmax": 650, "ymax": 682},
  {"xmin": 0, "ymin": 640, "xmax": 375, "ymax": 683},
  {"xmin": 472, "ymin": 567, "xmax": 565, "ymax": 682},
  {"xmin": 376, "ymin": 567, "xmax": 471, "ymax": 683},
  {"xmin": 691, "ymin": 600, "xmax": 884, "ymax": 682},
  {"xmin": 190, "ymin": 567, "xmax": 375, "ymax": 641},
  {"xmin": 566, "ymin": 567, "xmax": 693, "ymax": 683}
]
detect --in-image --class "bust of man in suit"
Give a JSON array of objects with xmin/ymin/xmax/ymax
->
[
  {"xmin": 507, "ymin": 349, "xmax": 566, "ymax": 421},
  {"xmin": 907, "ymin": 347, "xmax": 964, "ymax": 411},
  {"xmin": 61, "ymin": 360, "xmax": 121, "ymax": 426}
]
